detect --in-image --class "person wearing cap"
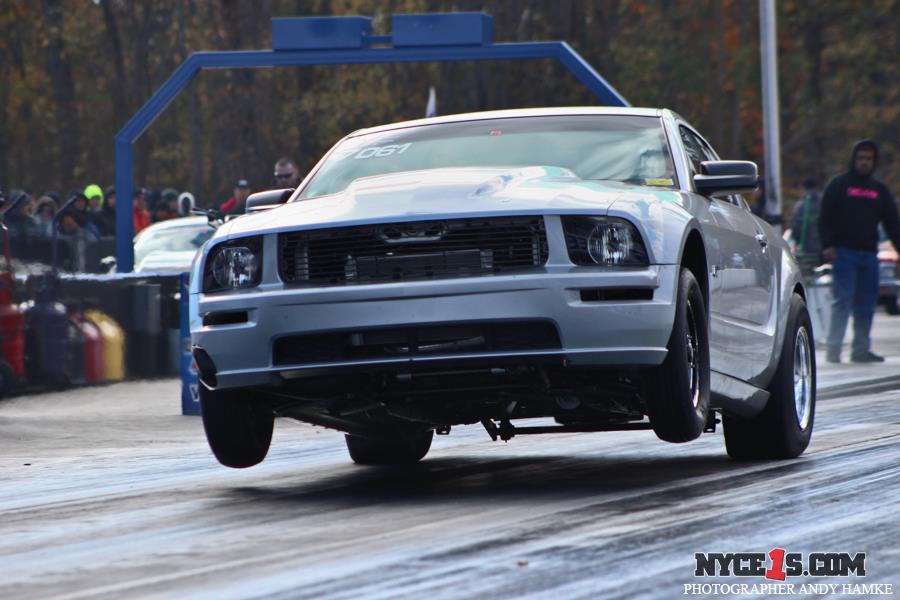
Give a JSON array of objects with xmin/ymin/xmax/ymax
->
[{"xmin": 219, "ymin": 179, "xmax": 252, "ymax": 215}]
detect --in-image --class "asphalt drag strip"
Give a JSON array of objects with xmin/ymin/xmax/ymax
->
[{"xmin": 0, "ymin": 380, "xmax": 898, "ymax": 599}]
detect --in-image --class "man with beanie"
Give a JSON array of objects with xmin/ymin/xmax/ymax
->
[
  {"xmin": 84, "ymin": 184, "xmax": 104, "ymax": 213},
  {"xmin": 820, "ymin": 139, "xmax": 900, "ymax": 363}
]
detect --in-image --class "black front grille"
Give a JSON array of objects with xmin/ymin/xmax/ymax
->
[
  {"xmin": 273, "ymin": 321, "xmax": 561, "ymax": 366},
  {"xmin": 278, "ymin": 217, "xmax": 548, "ymax": 285}
]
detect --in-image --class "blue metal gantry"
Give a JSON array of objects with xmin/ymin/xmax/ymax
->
[{"xmin": 115, "ymin": 13, "xmax": 629, "ymax": 271}]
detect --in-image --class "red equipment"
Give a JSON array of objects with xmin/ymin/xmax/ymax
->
[
  {"xmin": 70, "ymin": 313, "xmax": 105, "ymax": 384},
  {"xmin": 0, "ymin": 224, "xmax": 25, "ymax": 396}
]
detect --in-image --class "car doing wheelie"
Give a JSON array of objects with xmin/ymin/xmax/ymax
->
[{"xmin": 189, "ymin": 107, "xmax": 815, "ymax": 468}]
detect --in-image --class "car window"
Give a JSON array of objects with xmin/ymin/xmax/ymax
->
[
  {"xmin": 679, "ymin": 127, "xmax": 706, "ymax": 175},
  {"xmin": 680, "ymin": 126, "xmax": 747, "ymax": 208},
  {"xmin": 134, "ymin": 224, "xmax": 214, "ymax": 265},
  {"xmin": 300, "ymin": 115, "xmax": 678, "ymax": 199},
  {"xmin": 697, "ymin": 138, "xmax": 751, "ymax": 209}
]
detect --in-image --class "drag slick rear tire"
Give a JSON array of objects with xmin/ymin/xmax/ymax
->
[
  {"xmin": 200, "ymin": 386, "xmax": 274, "ymax": 468},
  {"xmin": 645, "ymin": 267, "xmax": 710, "ymax": 443},
  {"xmin": 345, "ymin": 429, "xmax": 434, "ymax": 465},
  {"xmin": 723, "ymin": 294, "xmax": 816, "ymax": 460}
]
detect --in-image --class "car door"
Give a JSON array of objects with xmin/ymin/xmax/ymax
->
[{"xmin": 679, "ymin": 126, "xmax": 776, "ymax": 381}]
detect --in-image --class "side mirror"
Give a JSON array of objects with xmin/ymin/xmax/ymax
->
[
  {"xmin": 245, "ymin": 188, "xmax": 294, "ymax": 213},
  {"xmin": 693, "ymin": 161, "xmax": 758, "ymax": 197}
]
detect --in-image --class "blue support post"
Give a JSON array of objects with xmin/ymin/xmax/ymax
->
[
  {"xmin": 554, "ymin": 42, "xmax": 630, "ymax": 107},
  {"xmin": 114, "ymin": 137, "xmax": 135, "ymax": 272}
]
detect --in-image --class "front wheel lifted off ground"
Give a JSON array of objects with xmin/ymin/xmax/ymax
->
[
  {"xmin": 723, "ymin": 294, "xmax": 816, "ymax": 460},
  {"xmin": 200, "ymin": 386, "xmax": 275, "ymax": 468},
  {"xmin": 645, "ymin": 267, "xmax": 711, "ymax": 443}
]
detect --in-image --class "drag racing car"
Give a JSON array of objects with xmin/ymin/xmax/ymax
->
[{"xmin": 189, "ymin": 107, "xmax": 815, "ymax": 468}]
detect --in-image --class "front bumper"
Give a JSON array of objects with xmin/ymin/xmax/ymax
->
[{"xmin": 191, "ymin": 265, "xmax": 679, "ymax": 390}]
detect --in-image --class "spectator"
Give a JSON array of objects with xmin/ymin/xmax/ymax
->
[
  {"xmin": 133, "ymin": 188, "xmax": 151, "ymax": 234},
  {"xmin": 165, "ymin": 189, "xmax": 180, "ymax": 217},
  {"xmin": 84, "ymin": 184, "xmax": 103, "ymax": 213},
  {"xmin": 57, "ymin": 212, "xmax": 81, "ymax": 236},
  {"xmin": 33, "ymin": 196, "xmax": 58, "ymax": 238},
  {"xmin": 83, "ymin": 183, "xmax": 112, "ymax": 236},
  {"xmin": 99, "ymin": 186, "xmax": 116, "ymax": 237},
  {"xmin": 178, "ymin": 191, "xmax": 196, "ymax": 216},
  {"xmin": 820, "ymin": 139, "xmax": 900, "ymax": 363},
  {"xmin": 3, "ymin": 190, "xmax": 39, "ymax": 241},
  {"xmin": 57, "ymin": 191, "xmax": 99, "ymax": 238},
  {"xmin": 789, "ymin": 178, "xmax": 823, "ymax": 266},
  {"xmin": 152, "ymin": 199, "xmax": 171, "ymax": 222},
  {"xmin": 273, "ymin": 157, "xmax": 301, "ymax": 189},
  {"xmin": 219, "ymin": 179, "xmax": 251, "ymax": 215},
  {"xmin": 152, "ymin": 188, "xmax": 179, "ymax": 222}
]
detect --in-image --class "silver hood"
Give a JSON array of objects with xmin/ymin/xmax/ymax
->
[{"xmin": 214, "ymin": 166, "xmax": 655, "ymax": 240}]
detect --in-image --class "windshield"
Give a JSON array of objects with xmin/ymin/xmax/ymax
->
[
  {"xmin": 299, "ymin": 115, "xmax": 676, "ymax": 199},
  {"xmin": 134, "ymin": 223, "xmax": 214, "ymax": 265}
]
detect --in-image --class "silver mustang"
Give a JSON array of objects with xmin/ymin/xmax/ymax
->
[{"xmin": 189, "ymin": 107, "xmax": 816, "ymax": 468}]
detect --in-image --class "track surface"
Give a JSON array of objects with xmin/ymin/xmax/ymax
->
[{"xmin": 1, "ymin": 380, "xmax": 898, "ymax": 599}]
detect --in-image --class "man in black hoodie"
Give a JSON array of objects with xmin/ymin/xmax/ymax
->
[{"xmin": 819, "ymin": 139, "xmax": 900, "ymax": 363}]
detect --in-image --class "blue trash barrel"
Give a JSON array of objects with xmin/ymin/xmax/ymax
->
[{"xmin": 24, "ymin": 300, "xmax": 70, "ymax": 386}]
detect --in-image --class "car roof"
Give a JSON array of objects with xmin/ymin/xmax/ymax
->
[{"xmin": 349, "ymin": 107, "xmax": 666, "ymax": 138}]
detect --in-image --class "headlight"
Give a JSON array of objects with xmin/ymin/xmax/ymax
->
[
  {"xmin": 562, "ymin": 216, "xmax": 648, "ymax": 266},
  {"xmin": 203, "ymin": 236, "xmax": 263, "ymax": 292}
]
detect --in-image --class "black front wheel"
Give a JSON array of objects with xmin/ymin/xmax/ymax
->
[
  {"xmin": 644, "ymin": 268, "xmax": 710, "ymax": 443},
  {"xmin": 200, "ymin": 386, "xmax": 274, "ymax": 468}
]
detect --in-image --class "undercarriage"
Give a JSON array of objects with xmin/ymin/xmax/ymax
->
[{"xmin": 252, "ymin": 361, "xmax": 655, "ymax": 440}]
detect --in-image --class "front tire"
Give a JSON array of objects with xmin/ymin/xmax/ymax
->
[
  {"xmin": 645, "ymin": 268, "xmax": 710, "ymax": 443},
  {"xmin": 200, "ymin": 386, "xmax": 274, "ymax": 468},
  {"xmin": 345, "ymin": 430, "xmax": 434, "ymax": 465},
  {"xmin": 723, "ymin": 294, "xmax": 816, "ymax": 460}
]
